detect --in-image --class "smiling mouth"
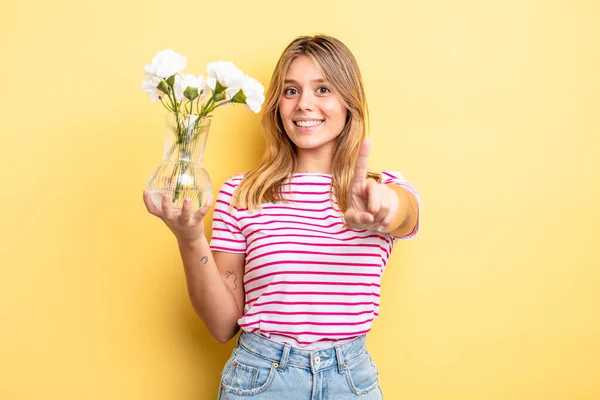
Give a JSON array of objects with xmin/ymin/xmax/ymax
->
[{"xmin": 294, "ymin": 120, "xmax": 324, "ymax": 127}]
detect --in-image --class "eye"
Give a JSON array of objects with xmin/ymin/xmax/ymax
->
[
  {"xmin": 284, "ymin": 87, "xmax": 298, "ymax": 96},
  {"xmin": 317, "ymin": 86, "xmax": 331, "ymax": 94}
]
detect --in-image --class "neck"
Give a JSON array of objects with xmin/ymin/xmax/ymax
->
[{"xmin": 294, "ymin": 146, "xmax": 334, "ymax": 174}]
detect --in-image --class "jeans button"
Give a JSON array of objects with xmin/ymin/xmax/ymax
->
[{"xmin": 314, "ymin": 356, "xmax": 321, "ymax": 364}]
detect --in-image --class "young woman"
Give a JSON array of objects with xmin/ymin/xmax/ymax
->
[{"xmin": 143, "ymin": 34, "xmax": 420, "ymax": 399}]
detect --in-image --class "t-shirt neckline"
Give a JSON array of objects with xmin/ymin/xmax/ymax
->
[{"xmin": 292, "ymin": 172, "xmax": 332, "ymax": 176}]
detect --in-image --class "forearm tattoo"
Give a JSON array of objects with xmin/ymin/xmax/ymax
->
[{"xmin": 224, "ymin": 270, "xmax": 238, "ymax": 290}]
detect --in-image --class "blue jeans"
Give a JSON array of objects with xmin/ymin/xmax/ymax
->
[{"xmin": 217, "ymin": 331, "xmax": 383, "ymax": 399}]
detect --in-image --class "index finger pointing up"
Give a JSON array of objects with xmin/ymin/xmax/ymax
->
[{"xmin": 352, "ymin": 138, "xmax": 371, "ymax": 187}]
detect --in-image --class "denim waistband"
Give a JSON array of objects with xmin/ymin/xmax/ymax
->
[{"xmin": 237, "ymin": 331, "xmax": 367, "ymax": 374}]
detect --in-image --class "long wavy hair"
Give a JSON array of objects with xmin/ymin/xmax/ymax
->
[{"xmin": 232, "ymin": 34, "xmax": 380, "ymax": 212}]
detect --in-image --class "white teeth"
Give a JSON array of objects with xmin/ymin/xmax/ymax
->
[{"xmin": 295, "ymin": 120, "xmax": 323, "ymax": 127}]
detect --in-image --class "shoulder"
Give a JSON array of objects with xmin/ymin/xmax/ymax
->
[
  {"xmin": 367, "ymin": 170, "xmax": 410, "ymax": 184},
  {"xmin": 215, "ymin": 174, "xmax": 245, "ymax": 203},
  {"xmin": 380, "ymin": 170, "xmax": 409, "ymax": 183},
  {"xmin": 214, "ymin": 174, "xmax": 246, "ymax": 210},
  {"xmin": 219, "ymin": 173, "xmax": 245, "ymax": 190}
]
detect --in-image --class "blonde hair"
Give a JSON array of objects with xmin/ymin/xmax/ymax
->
[{"xmin": 232, "ymin": 34, "xmax": 380, "ymax": 212}]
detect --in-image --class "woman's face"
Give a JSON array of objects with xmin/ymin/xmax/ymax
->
[{"xmin": 278, "ymin": 55, "xmax": 348, "ymax": 153}]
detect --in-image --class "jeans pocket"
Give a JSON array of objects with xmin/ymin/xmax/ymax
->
[
  {"xmin": 220, "ymin": 347, "xmax": 277, "ymax": 396},
  {"xmin": 344, "ymin": 351, "xmax": 380, "ymax": 395}
]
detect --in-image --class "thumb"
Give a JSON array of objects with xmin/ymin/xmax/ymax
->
[
  {"xmin": 194, "ymin": 193, "xmax": 214, "ymax": 219},
  {"xmin": 344, "ymin": 208, "xmax": 374, "ymax": 227}
]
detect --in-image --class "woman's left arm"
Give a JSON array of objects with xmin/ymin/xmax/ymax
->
[
  {"xmin": 383, "ymin": 184, "xmax": 419, "ymax": 237},
  {"xmin": 344, "ymin": 138, "xmax": 420, "ymax": 236}
]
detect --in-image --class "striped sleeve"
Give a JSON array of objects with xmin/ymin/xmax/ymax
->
[
  {"xmin": 209, "ymin": 175, "xmax": 247, "ymax": 253},
  {"xmin": 381, "ymin": 170, "xmax": 421, "ymax": 240}
]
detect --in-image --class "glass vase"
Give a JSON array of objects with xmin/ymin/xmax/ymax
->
[{"xmin": 146, "ymin": 113, "xmax": 212, "ymax": 212}]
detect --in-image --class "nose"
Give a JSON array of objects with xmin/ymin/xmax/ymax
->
[{"xmin": 296, "ymin": 90, "xmax": 315, "ymax": 111}]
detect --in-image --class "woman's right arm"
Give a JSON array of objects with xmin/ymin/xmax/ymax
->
[
  {"xmin": 143, "ymin": 191, "xmax": 245, "ymax": 343},
  {"xmin": 178, "ymin": 238, "xmax": 245, "ymax": 343}
]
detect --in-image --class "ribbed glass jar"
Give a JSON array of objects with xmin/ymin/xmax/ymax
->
[{"xmin": 146, "ymin": 113, "xmax": 212, "ymax": 211}]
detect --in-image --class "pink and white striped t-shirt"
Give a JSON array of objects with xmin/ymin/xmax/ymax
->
[{"xmin": 209, "ymin": 171, "xmax": 420, "ymax": 349}]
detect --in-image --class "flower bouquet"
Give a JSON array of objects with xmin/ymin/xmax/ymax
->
[{"xmin": 142, "ymin": 49, "xmax": 264, "ymax": 211}]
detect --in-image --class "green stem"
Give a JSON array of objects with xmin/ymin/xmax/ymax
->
[
  {"xmin": 206, "ymin": 99, "xmax": 232, "ymax": 115},
  {"xmin": 200, "ymin": 92, "xmax": 218, "ymax": 118},
  {"xmin": 160, "ymin": 96, "xmax": 174, "ymax": 112},
  {"xmin": 168, "ymin": 87, "xmax": 182, "ymax": 142},
  {"xmin": 167, "ymin": 86, "xmax": 183, "ymax": 206},
  {"xmin": 166, "ymin": 85, "xmax": 177, "ymax": 114},
  {"xmin": 173, "ymin": 162, "xmax": 182, "ymax": 202}
]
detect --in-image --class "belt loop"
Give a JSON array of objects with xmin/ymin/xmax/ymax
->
[
  {"xmin": 335, "ymin": 345, "xmax": 346, "ymax": 373},
  {"xmin": 277, "ymin": 344, "xmax": 291, "ymax": 371}
]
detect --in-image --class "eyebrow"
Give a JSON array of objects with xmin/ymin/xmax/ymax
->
[{"xmin": 284, "ymin": 78, "xmax": 327, "ymax": 84}]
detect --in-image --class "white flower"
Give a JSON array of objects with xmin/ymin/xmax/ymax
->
[
  {"xmin": 225, "ymin": 85, "xmax": 242, "ymax": 101},
  {"xmin": 176, "ymin": 74, "xmax": 210, "ymax": 102},
  {"xmin": 144, "ymin": 49, "xmax": 187, "ymax": 79},
  {"xmin": 228, "ymin": 76, "xmax": 265, "ymax": 113},
  {"xmin": 171, "ymin": 73, "xmax": 185, "ymax": 102},
  {"xmin": 206, "ymin": 61, "xmax": 246, "ymax": 91},
  {"xmin": 241, "ymin": 77, "xmax": 265, "ymax": 113},
  {"xmin": 142, "ymin": 76, "xmax": 164, "ymax": 102},
  {"xmin": 142, "ymin": 52, "xmax": 265, "ymax": 117}
]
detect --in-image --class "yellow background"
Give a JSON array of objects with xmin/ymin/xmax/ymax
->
[{"xmin": 1, "ymin": 0, "xmax": 599, "ymax": 398}]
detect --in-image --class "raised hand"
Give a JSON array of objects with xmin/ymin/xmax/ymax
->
[
  {"xmin": 143, "ymin": 191, "xmax": 214, "ymax": 246},
  {"xmin": 344, "ymin": 139, "xmax": 399, "ymax": 232}
]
